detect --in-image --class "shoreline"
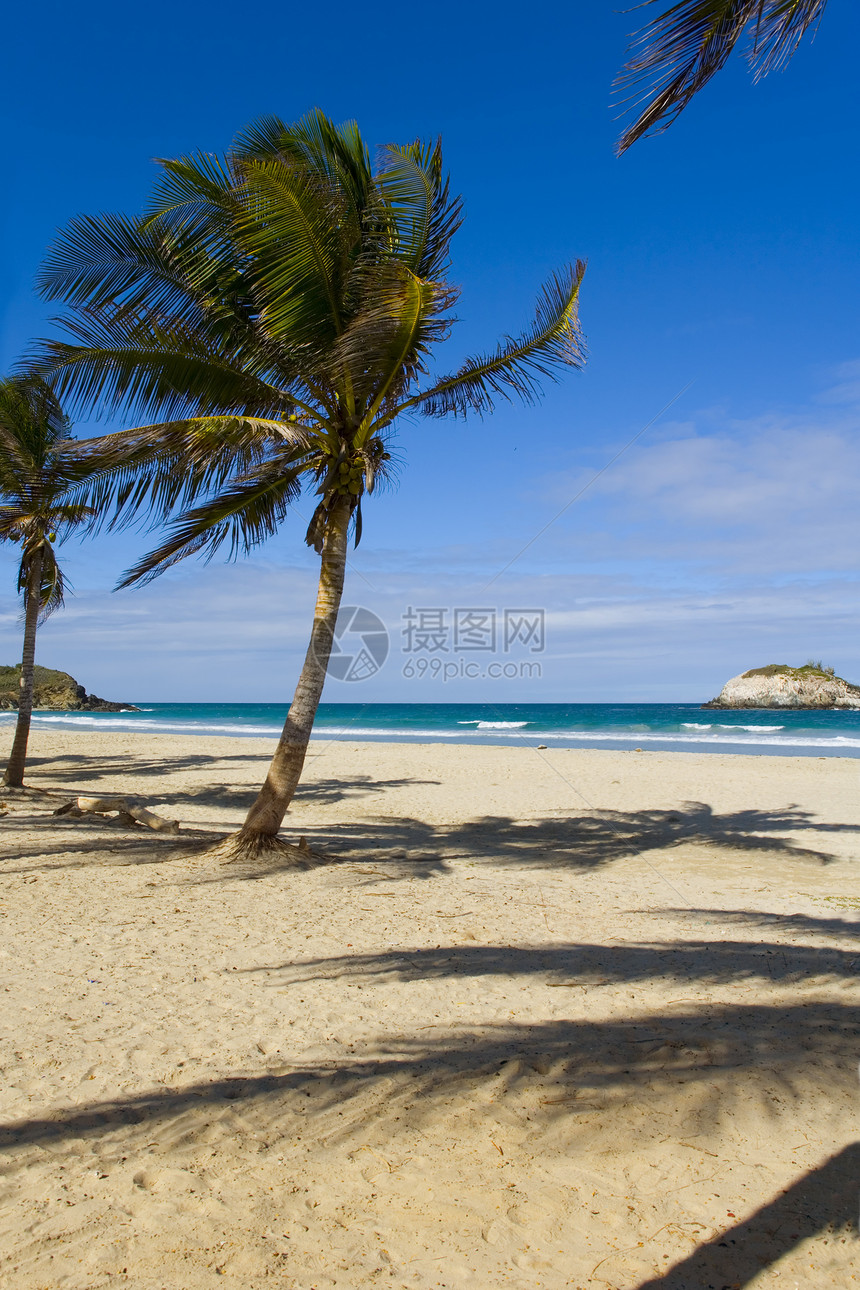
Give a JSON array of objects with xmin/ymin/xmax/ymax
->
[{"xmin": 4, "ymin": 717, "xmax": 860, "ymax": 758}]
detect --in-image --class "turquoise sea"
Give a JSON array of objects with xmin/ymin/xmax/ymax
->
[{"xmin": 5, "ymin": 701, "xmax": 860, "ymax": 757}]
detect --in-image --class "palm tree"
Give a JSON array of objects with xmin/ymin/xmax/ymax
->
[
  {"xmin": 615, "ymin": 0, "xmax": 828, "ymax": 153},
  {"xmin": 33, "ymin": 110, "xmax": 586, "ymax": 860},
  {"xmin": 0, "ymin": 378, "xmax": 97, "ymax": 787}
]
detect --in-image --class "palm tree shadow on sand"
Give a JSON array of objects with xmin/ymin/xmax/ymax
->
[
  {"xmin": 633, "ymin": 1141, "xmax": 859, "ymax": 1289},
  {"xmin": 192, "ymin": 798, "xmax": 858, "ymax": 882},
  {"xmin": 0, "ymin": 1002, "xmax": 856, "ymax": 1285}
]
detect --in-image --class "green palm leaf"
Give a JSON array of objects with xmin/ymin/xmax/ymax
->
[
  {"xmin": 33, "ymin": 313, "xmax": 291, "ymax": 423},
  {"xmin": 116, "ymin": 453, "xmax": 308, "ymax": 587},
  {"xmin": 0, "ymin": 378, "xmax": 98, "ymax": 619},
  {"xmin": 406, "ymin": 261, "xmax": 586, "ymax": 418},
  {"xmin": 68, "ymin": 415, "xmax": 312, "ymax": 533},
  {"xmin": 29, "ymin": 111, "xmax": 585, "ymax": 569},
  {"xmin": 377, "ymin": 141, "xmax": 464, "ymax": 280}
]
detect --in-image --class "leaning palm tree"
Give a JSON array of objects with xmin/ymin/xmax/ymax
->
[
  {"xmin": 0, "ymin": 378, "xmax": 97, "ymax": 787},
  {"xmin": 33, "ymin": 110, "xmax": 586, "ymax": 859},
  {"xmin": 615, "ymin": 0, "xmax": 828, "ymax": 153}
]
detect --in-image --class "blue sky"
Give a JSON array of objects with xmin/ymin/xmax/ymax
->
[{"xmin": 2, "ymin": 1, "xmax": 859, "ymax": 702}]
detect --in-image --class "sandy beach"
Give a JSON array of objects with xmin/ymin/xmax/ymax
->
[{"xmin": 1, "ymin": 730, "xmax": 858, "ymax": 1288}]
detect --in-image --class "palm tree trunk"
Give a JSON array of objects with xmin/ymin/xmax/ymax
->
[
  {"xmin": 3, "ymin": 550, "xmax": 43, "ymax": 788},
  {"xmin": 228, "ymin": 495, "xmax": 351, "ymax": 857}
]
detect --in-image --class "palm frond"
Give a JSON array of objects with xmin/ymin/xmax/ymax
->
[
  {"xmin": 236, "ymin": 156, "xmax": 357, "ymax": 348},
  {"xmin": 116, "ymin": 455, "xmax": 308, "ymax": 587},
  {"xmin": 15, "ymin": 537, "xmax": 65, "ymax": 621},
  {"xmin": 28, "ymin": 310, "xmax": 290, "ymax": 423},
  {"xmin": 35, "ymin": 542, "xmax": 66, "ymax": 622},
  {"xmin": 330, "ymin": 263, "xmax": 452, "ymax": 417},
  {"xmin": 234, "ymin": 110, "xmax": 374, "ymax": 223},
  {"xmin": 36, "ymin": 212, "xmax": 212, "ymax": 327},
  {"xmin": 67, "ymin": 414, "xmax": 315, "ymax": 532},
  {"xmin": 406, "ymin": 261, "xmax": 586, "ymax": 418},
  {"xmin": 377, "ymin": 141, "xmax": 463, "ymax": 280},
  {"xmin": 747, "ymin": 0, "xmax": 827, "ymax": 77},
  {"xmin": 0, "ymin": 505, "xmax": 27, "ymax": 541},
  {"xmin": 0, "ymin": 378, "xmax": 68, "ymax": 465},
  {"xmin": 615, "ymin": 0, "xmax": 826, "ymax": 153},
  {"xmin": 146, "ymin": 150, "xmax": 239, "ymax": 225}
]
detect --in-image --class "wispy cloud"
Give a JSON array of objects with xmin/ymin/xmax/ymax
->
[{"xmin": 2, "ymin": 366, "xmax": 857, "ymax": 702}]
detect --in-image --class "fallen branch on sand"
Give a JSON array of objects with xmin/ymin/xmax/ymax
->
[
  {"xmin": 47, "ymin": 800, "xmax": 330, "ymax": 864},
  {"xmin": 53, "ymin": 796, "xmax": 180, "ymax": 834}
]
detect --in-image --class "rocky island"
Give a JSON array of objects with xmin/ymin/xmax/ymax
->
[
  {"xmin": 704, "ymin": 663, "xmax": 860, "ymax": 710},
  {"xmin": 0, "ymin": 665, "xmax": 139, "ymax": 713}
]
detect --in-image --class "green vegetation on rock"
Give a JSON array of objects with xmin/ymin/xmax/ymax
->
[
  {"xmin": 0, "ymin": 665, "xmax": 136, "ymax": 712},
  {"xmin": 743, "ymin": 662, "xmax": 836, "ymax": 681}
]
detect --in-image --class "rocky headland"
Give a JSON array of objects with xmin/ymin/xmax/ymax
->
[
  {"xmin": 0, "ymin": 665, "xmax": 139, "ymax": 713},
  {"xmin": 704, "ymin": 663, "xmax": 860, "ymax": 710}
]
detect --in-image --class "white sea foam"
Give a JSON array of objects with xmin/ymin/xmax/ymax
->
[
  {"xmin": 3, "ymin": 711, "xmax": 856, "ymax": 752},
  {"xmin": 457, "ymin": 720, "xmax": 530, "ymax": 728},
  {"xmin": 319, "ymin": 726, "xmax": 860, "ymax": 749},
  {"xmin": 8, "ymin": 714, "xmax": 284, "ymax": 737},
  {"xmin": 521, "ymin": 730, "xmax": 860, "ymax": 749},
  {"xmin": 682, "ymin": 722, "xmax": 785, "ymax": 732},
  {"xmin": 477, "ymin": 721, "xmax": 530, "ymax": 729},
  {"xmin": 728, "ymin": 724, "xmax": 784, "ymax": 731}
]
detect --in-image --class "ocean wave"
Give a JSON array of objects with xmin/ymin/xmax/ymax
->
[
  {"xmin": 8, "ymin": 714, "xmax": 284, "ymax": 737},
  {"xmin": 527, "ymin": 730, "xmax": 860, "ymax": 749},
  {"xmin": 3, "ymin": 711, "xmax": 856, "ymax": 752},
  {"xmin": 456, "ymin": 720, "xmax": 530, "ymax": 729},
  {"xmin": 317, "ymin": 726, "xmax": 860, "ymax": 749},
  {"xmin": 682, "ymin": 722, "xmax": 785, "ymax": 732}
]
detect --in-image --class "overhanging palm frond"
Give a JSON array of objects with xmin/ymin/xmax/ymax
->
[
  {"xmin": 407, "ymin": 261, "xmax": 586, "ymax": 418},
  {"xmin": 234, "ymin": 110, "xmax": 374, "ymax": 225},
  {"xmin": 32, "ymin": 541, "xmax": 66, "ymax": 623},
  {"xmin": 615, "ymin": 0, "xmax": 827, "ymax": 153},
  {"xmin": 748, "ymin": 0, "xmax": 828, "ymax": 76}
]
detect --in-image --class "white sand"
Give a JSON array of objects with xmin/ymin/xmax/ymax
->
[{"xmin": 1, "ymin": 731, "xmax": 858, "ymax": 1288}]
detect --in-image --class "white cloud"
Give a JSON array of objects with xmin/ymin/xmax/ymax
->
[
  {"xmin": 2, "ymin": 365, "xmax": 858, "ymax": 702},
  {"xmin": 534, "ymin": 376, "xmax": 860, "ymax": 578}
]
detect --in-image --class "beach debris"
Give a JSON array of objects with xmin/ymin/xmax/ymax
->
[{"xmin": 52, "ymin": 795, "xmax": 180, "ymax": 833}]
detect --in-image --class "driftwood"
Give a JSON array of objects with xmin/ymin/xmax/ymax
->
[{"xmin": 53, "ymin": 796, "xmax": 180, "ymax": 834}]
